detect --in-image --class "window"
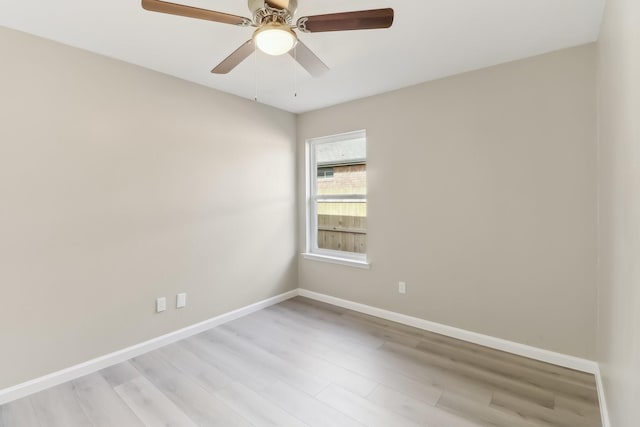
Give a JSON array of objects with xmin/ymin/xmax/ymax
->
[
  {"xmin": 317, "ymin": 167, "xmax": 334, "ymax": 179},
  {"xmin": 305, "ymin": 130, "xmax": 368, "ymax": 267}
]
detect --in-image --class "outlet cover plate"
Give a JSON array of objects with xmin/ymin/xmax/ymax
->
[{"xmin": 398, "ymin": 281, "xmax": 406, "ymax": 294}]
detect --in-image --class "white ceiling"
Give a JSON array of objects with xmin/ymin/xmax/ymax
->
[{"xmin": 0, "ymin": 0, "xmax": 605, "ymax": 113}]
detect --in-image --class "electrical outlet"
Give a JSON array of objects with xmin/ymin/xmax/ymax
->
[
  {"xmin": 156, "ymin": 297, "xmax": 167, "ymax": 313},
  {"xmin": 398, "ymin": 281, "xmax": 406, "ymax": 294},
  {"xmin": 177, "ymin": 292, "xmax": 187, "ymax": 309}
]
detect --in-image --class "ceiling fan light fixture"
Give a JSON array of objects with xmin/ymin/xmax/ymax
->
[{"xmin": 253, "ymin": 23, "xmax": 297, "ymax": 56}]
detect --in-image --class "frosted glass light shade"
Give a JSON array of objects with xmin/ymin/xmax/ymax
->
[{"xmin": 254, "ymin": 23, "xmax": 297, "ymax": 56}]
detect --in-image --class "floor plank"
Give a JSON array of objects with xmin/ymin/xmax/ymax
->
[
  {"xmin": 114, "ymin": 376, "xmax": 198, "ymax": 427},
  {"xmin": 154, "ymin": 342, "xmax": 231, "ymax": 392},
  {"xmin": 244, "ymin": 309, "xmax": 447, "ymax": 405},
  {"xmin": 0, "ymin": 397, "xmax": 41, "ymax": 427},
  {"xmin": 214, "ymin": 381, "xmax": 309, "ymax": 427},
  {"xmin": 282, "ymin": 298, "xmax": 423, "ymax": 348},
  {"xmin": 490, "ymin": 391, "xmax": 601, "ymax": 427},
  {"xmin": 206, "ymin": 327, "xmax": 327, "ymax": 395},
  {"xmin": 367, "ymin": 384, "xmax": 491, "ymax": 427},
  {"xmin": 415, "ymin": 339, "xmax": 598, "ymax": 401},
  {"xmin": 29, "ymin": 382, "xmax": 92, "ymax": 427},
  {"xmin": 221, "ymin": 319, "xmax": 378, "ymax": 396},
  {"xmin": 129, "ymin": 352, "xmax": 252, "ymax": 427},
  {"xmin": 317, "ymin": 384, "xmax": 423, "ymax": 427},
  {"xmin": 338, "ymin": 304, "xmax": 595, "ymax": 386},
  {"xmin": 438, "ymin": 390, "xmax": 555, "ymax": 427},
  {"xmin": 72, "ymin": 372, "xmax": 143, "ymax": 427},
  {"xmin": 379, "ymin": 340, "xmax": 556, "ymax": 408},
  {"xmin": 99, "ymin": 361, "xmax": 141, "ymax": 388},
  {"xmin": 554, "ymin": 395, "xmax": 602, "ymax": 420},
  {"xmin": 260, "ymin": 380, "xmax": 364, "ymax": 427},
  {"xmin": 182, "ymin": 335, "xmax": 278, "ymax": 392}
]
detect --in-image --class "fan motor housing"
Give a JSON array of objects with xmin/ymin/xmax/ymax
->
[{"xmin": 248, "ymin": 0, "xmax": 297, "ymax": 15}]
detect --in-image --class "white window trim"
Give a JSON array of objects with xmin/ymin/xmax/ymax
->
[
  {"xmin": 301, "ymin": 252, "xmax": 371, "ymax": 269},
  {"xmin": 303, "ymin": 130, "xmax": 369, "ymax": 268}
]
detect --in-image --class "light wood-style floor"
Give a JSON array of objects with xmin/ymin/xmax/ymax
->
[{"xmin": 0, "ymin": 297, "xmax": 602, "ymax": 427}]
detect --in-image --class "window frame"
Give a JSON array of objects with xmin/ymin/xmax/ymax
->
[{"xmin": 304, "ymin": 130, "xmax": 369, "ymax": 268}]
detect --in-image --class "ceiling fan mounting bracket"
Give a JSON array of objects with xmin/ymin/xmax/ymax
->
[
  {"xmin": 248, "ymin": 0, "xmax": 297, "ymax": 17},
  {"xmin": 296, "ymin": 17, "xmax": 309, "ymax": 33}
]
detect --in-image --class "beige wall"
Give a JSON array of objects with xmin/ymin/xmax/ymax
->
[
  {"xmin": 0, "ymin": 27, "xmax": 297, "ymax": 389},
  {"xmin": 596, "ymin": 0, "xmax": 640, "ymax": 425},
  {"xmin": 298, "ymin": 45, "xmax": 597, "ymax": 358}
]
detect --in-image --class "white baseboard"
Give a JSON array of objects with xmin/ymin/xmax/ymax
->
[
  {"xmin": 594, "ymin": 364, "xmax": 611, "ymax": 427},
  {"xmin": 298, "ymin": 289, "xmax": 598, "ymax": 374},
  {"xmin": 0, "ymin": 289, "xmax": 299, "ymax": 406}
]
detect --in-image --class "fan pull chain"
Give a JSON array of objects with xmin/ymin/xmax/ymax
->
[
  {"xmin": 293, "ymin": 45, "xmax": 298, "ymax": 98},
  {"xmin": 254, "ymin": 43, "xmax": 258, "ymax": 102}
]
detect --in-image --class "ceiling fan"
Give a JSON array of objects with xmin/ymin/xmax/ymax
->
[{"xmin": 141, "ymin": 0, "xmax": 394, "ymax": 77}]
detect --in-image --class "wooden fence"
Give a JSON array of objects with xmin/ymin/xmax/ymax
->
[{"xmin": 317, "ymin": 214, "xmax": 367, "ymax": 253}]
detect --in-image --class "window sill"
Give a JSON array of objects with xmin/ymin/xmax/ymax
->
[{"xmin": 301, "ymin": 253, "xmax": 371, "ymax": 269}]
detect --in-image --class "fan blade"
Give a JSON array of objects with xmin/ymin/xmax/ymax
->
[
  {"xmin": 289, "ymin": 40, "xmax": 329, "ymax": 77},
  {"xmin": 211, "ymin": 40, "xmax": 255, "ymax": 74},
  {"xmin": 141, "ymin": 0, "xmax": 251, "ymax": 26},
  {"xmin": 297, "ymin": 8, "xmax": 394, "ymax": 33}
]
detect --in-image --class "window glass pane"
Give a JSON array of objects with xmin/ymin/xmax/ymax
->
[
  {"xmin": 316, "ymin": 200, "xmax": 367, "ymax": 253},
  {"xmin": 316, "ymin": 164, "xmax": 366, "ymax": 195},
  {"xmin": 315, "ymin": 139, "xmax": 366, "ymax": 196}
]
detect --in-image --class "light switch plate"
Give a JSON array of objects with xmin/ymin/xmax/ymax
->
[
  {"xmin": 156, "ymin": 297, "xmax": 166, "ymax": 313},
  {"xmin": 177, "ymin": 292, "xmax": 187, "ymax": 309}
]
